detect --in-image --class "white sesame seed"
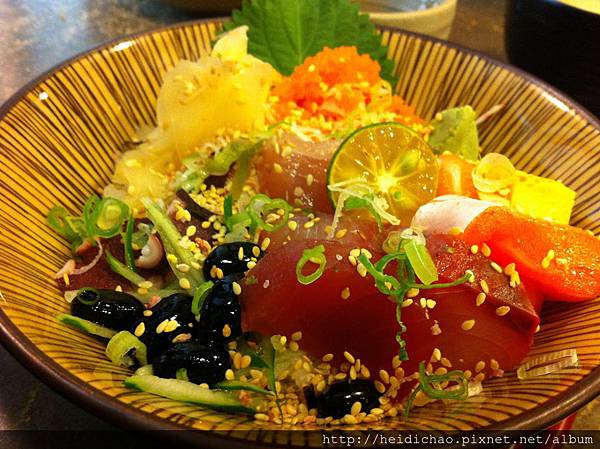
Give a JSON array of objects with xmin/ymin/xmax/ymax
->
[
  {"xmin": 480, "ymin": 279, "xmax": 490, "ymax": 294},
  {"xmin": 461, "ymin": 319, "xmax": 476, "ymax": 331},
  {"xmin": 406, "ymin": 288, "xmax": 420, "ymax": 298},
  {"xmin": 340, "ymin": 287, "xmax": 350, "ymax": 300},
  {"xmin": 475, "ymin": 361, "xmax": 486, "ymax": 372},
  {"xmin": 232, "ymin": 282, "xmax": 242, "ymax": 295},
  {"xmin": 481, "ymin": 243, "xmax": 491, "ymax": 257},
  {"xmin": 322, "ymin": 353, "xmax": 334, "ymax": 362},
  {"xmin": 496, "ymin": 306, "xmax": 510, "ymax": 316},
  {"xmin": 134, "ymin": 322, "xmax": 145, "ymax": 337},
  {"xmin": 475, "ymin": 292, "xmax": 486, "ymax": 306},
  {"xmin": 179, "ymin": 278, "xmax": 191, "ymax": 289},
  {"xmin": 344, "ymin": 351, "xmax": 356, "ymax": 364},
  {"xmin": 490, "ymin": 262, "xmax": 503, "ymax": 273}
]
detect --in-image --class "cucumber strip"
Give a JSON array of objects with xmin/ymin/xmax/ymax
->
[
  {"xmin": 142, "ymin": 199, "xmax": 205, "ymax": 288},
  {"xmin": 106, "ymin": 331, "xmax": 148, "ymax": 368},
  {"xmin": 56, "ymin": 313, "xmax": 117, "ymax": 339},
  {"xmin": 214, "ymin": 380, "xmax": 274, "ymax": 396},
  {"xmin": 106, "ymin": 250, "xmax": 148, "ymax": 287},
  {"xmin": 124, "ymin": 375, "xmax": 255, "ymax": 414}
]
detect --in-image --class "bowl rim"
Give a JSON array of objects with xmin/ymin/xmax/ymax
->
[
  {"xmin": 367, "ymin": 0, "xmax": 457, "ymax": 20},
  {"xmin": 0, "ymin": 17, "xmax": 599, "ymax": 445}
]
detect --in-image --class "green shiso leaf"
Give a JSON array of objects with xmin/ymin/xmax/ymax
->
[{"xmin": 224, "ymin": 0, "xmax": 397, "ymax": 86}]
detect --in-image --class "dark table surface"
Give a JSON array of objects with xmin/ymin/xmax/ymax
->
[{"xmin": 0, "ymin": 0, "xmax": 597, "ymax": 435}]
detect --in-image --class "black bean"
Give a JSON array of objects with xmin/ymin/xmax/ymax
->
[
  {"xmin": 203, "ymin": 242, "xmax": 263, "ymax": 281},
  {"xmin": 71, "ymin": 288, "xmax": 143, "ymax": 331},
  {"xmin": 152, "ymin": 342, "xmax": 230, "ymax": 386},
  {"xmin": 312, "ymin": 380, "xmax": 380, "ymax": 418},
  {"xmin": 193, "ymin": 275, "xmax": 242, "ymax": 345},
  {"xmin": 130, "ymin": 293, "xmax": 196, "ymax": 360}
]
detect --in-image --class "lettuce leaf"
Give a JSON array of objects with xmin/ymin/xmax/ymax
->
[{"xmin": 224, "ymin": 0, "xmax": 397, "ymax": 86}]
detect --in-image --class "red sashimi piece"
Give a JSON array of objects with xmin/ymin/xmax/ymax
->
[
  {"xmin": 56, "ymin": 235, "xmax": 170, "ymax": 293},
  {"xmin": 56, "ymin": 237, "xmax": 130, "ymax": 292},
  {"xmin": 436, "ymin": 153, "xmax": 478, "ymax": 198},
  {"xmin": 264, "ymin": 212, "xmax": 381, "ymax": 252},
  {"xmin": 240, "ymin": 233, "xmax": 540, "ymax": 387},
  {"xmin": 464, "ymin": 207, "xmax": 600, "ymax": 302},
  {"xmin": 256, "ymin": 133, "xmax": 337, "ymax": 213}
]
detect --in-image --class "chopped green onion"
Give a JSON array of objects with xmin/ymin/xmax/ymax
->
[
  {"xmin": 47, "ymin": 206, "xmax": 80, "ymax": 241},
  {"xmin": 223, "ymin": 194, "xmax": 233, "ymax": 229},
  {"xmin": 358, "ymin": 253, "xmax": 405, "ymax": 296},
  {"xmin": 407, "ymin": 272, "xmax": 472, "ymax": 290},
  {"xmin": 176, "ymin": 368, "xmax": 189, "ymax": 381},
  {"xmin": 403, "ymin": 239, "xmax": 438, "ymax": 285},
  {"xmin": 296, "ymin": 244, "xmax": 327, "ymax": 285},
  {"xmin": 75, "ymin": 287, "xmax": 100, "ymax": 306},
  {"xmin": 82, "ymin": 194, "xmax": 101, "ymax": 240},
  {"xmin": 248, "ymin": 194, "xmax": 291, "ymax": 233},
  {"xmin": 105, "ymin": 250, "xmax": 148, "ymax": 287},
  {"xmin": 191, "ymin": 281, "xmax": 214, "ymax": 316},
  {"xmin": 90, "ymin": 198, "xmax": 129, "ymax": 238},
  {"xmin": 56, "ymin": 313, "xmax": 117, "ymax": 339},
  {"xmin": 230, "ymin": 151, "xmax": 253, "ymax": 200},
  {"xmin": 106, "ymin": 330, "xmax": 148, "ymax": 368},
  {"xmin": 142, "ymin": 198, "xmax": 205, "ymax": 288},
  {"xmin": 124, "ymin": 212, "xmax": 136, "ymax": 272},
  {"xmin": 404, "ymin": 362, "xmax": 468, "ymax": 417}
]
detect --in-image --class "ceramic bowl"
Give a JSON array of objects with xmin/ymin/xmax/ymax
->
[
  {"xmin": 366, "ymin": 0, "xmax": 457, "ymax": 39},
  {"xmin": 0, "ymin": 19, "xmax": 599, "ymax": 448}
]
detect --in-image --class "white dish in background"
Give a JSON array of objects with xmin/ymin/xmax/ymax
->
[{"xmin": 361, "ymin": 0, "xmax": 457, "ymax": 39}]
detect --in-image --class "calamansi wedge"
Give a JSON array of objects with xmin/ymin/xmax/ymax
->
[{"xmin": 327, "ymin": 123, "xmax": 438, "ymax": 225}]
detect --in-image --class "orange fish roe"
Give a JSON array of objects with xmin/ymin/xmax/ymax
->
[{"xmin": 272, "ymin": 46, "xmax": 423, "ymax": 125}]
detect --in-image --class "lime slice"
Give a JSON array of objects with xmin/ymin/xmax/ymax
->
[{"xmin": 327, "ymin": 123, "xmax": 438, "ymax": 225}]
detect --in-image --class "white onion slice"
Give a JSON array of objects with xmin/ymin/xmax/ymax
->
[
  {"xmin": 517, "ymin": 349, "xmax": 578, "ymax": 380},
  {"xmin": 411, "ymin": 195, "xmax": 498, "ymax": 234},
  {"xmin": 53, "ymin": 259, "xmax": 76, "ymax": 279},
  {"xmin": 71, "ymin": 241, "xmax": 104, "ymax": 276}
]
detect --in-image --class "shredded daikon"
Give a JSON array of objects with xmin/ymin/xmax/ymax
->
[{"xmin": 517, "ymin": 349, "xmax": 578, "ymax": 380}]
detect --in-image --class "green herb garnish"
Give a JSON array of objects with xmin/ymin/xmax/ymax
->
[
  {"xmin": 224, "ymin": 193, "xmax": 292, "ymax": 240},
  {"xmin": 124, "ymin": 211, "xmax": 136, "ymax": 272},
  {"xmin": 404, "ymin": 361, "xmax": 468, "ymax": 417},
  {"xmin": 225, "ymin": 0, "xmax": 397, "ymax": 86},
  {"xmin": 142, "ymin": 198, "xmax": 205, "ymax": 289},
  {"xmin": 105, "ymin": 250, "xmax": 149, "ymax": 287},
  {"xmin": 47, "ymin": 194, "xmax": 130, "ymax": 252},
  {"xmin": 191, "ymin": 281, "xmax": 215, "ymax": 316},
  {"xmin": 358, "ymin": 236, "xmax": 471, "ymax": 360},
  {"xmin": 296, "ymin": 244, "xmax": 327, "ymax": 285}
]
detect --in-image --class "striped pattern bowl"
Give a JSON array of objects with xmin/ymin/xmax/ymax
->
[{"xmin": 0, "ymin": 19, "xmax": 599, "ymax": 447}]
